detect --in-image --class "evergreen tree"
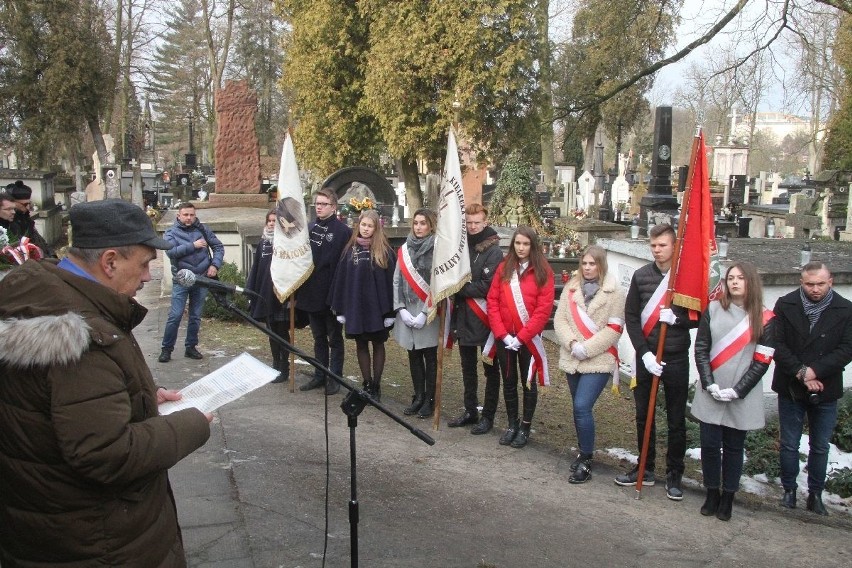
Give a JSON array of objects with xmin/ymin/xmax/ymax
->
[
  {"xmin": 0, "ymin": 0, "xmax": 114, "ymax": 167},
  {"xmin": 232, "ymin": 0, "xmax": 288, "ymax": 155},
  {"xmin": 149, "ymin": 0, "xmax": 212, "ymax": 168}
]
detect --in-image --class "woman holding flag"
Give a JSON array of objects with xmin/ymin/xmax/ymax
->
[
  {"xmin": 692, "ymin": 261, "xmax": 776, "ymax": 521},
  {"xmin": 393, "ymin": 208, "xmax": 440, "ymax": 418},
  {"xmin": 329, "ymin": 209, "xmax": 396, "ymax": 401},
  {"xmin": 554, "ymin": 245, "xmax": 625, "ymax": 483},
  {"xmin": 487, "ymin": 226, "xmax": 554, "ymax": 448}
]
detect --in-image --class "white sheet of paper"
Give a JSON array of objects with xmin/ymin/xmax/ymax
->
[{"xmin": 158, "ymin": 352, "xmax": 279, "ymax": 415}]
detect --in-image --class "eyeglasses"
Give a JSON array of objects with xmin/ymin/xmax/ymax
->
[{"xmin": 314, "ymin": 202, "xmax": 332, "ymax": 208}]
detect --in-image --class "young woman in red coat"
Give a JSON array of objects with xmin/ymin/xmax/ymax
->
[{"xmin": 487, "ymin": 226, "xmax": 555, "ymax": 448}]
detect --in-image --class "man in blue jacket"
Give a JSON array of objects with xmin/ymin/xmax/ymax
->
[
  {"xmin": 773, "ymin": 261, "xmax": 852, "ymax": 515},
  {"xmin": 159, "ymin": 202, "xmax": 225, "ymax": 362}
]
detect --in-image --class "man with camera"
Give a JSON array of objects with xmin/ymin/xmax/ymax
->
[{"xmin": 772, "ymin": 261, "xmax": 852, "ymax": 515}]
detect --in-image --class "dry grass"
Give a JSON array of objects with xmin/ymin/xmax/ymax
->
[{"xmin": 203, "ymin": 318, "xmax": 688, "ymax": 472}]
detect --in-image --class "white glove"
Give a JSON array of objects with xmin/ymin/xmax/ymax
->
[
  {"xmin": 706, "ymin": 384, "xmax": 721, "ymax": 397},
  {"xmin": 717, "ymin": 388, "xmax": 738, "ymax": 401},
  {"xmin": 412, "ymin": 312, "xmax": 427, "ymax": 329},
  {"xmin": 659, "ymin": 308, "xmax": 677, "ymax": 325},
  {"xmin": 571, "ymin": 342, "xmax": 589, "ymax": 360},
  {"xmin": 641, "ymin": 352, "xmax": 665, "ymax": 376},
  {"xmin": 399, "ymin": 308, "xmax": 415, "ymax": 327},
  {"xmin": 384, "ymin": 317, "xmax": 395, "ymax": 328},
  {"xmin": 503, "ymin": 335, "xmax": 521, "ymax": 351},
  {"xmin": 336, "ymin": 315, "xmax": 346, "ymax": 325}
]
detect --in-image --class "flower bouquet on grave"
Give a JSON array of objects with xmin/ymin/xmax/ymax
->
[
  {"xmin": 570, "ymin": 208, "xmax": 589, "ymax": 221},
  {"xmin": 338, "ymin": 197, "xmax": 377, "ymax": 224}
]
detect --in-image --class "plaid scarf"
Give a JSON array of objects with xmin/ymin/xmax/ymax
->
[{"xmin": 800, "ymin": 287, "xmax": 834, "ymax": 331}]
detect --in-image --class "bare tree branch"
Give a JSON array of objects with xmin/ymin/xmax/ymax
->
[{"xmin": 553, "ymin": 0, "xmax": 749, "ymax": 119}]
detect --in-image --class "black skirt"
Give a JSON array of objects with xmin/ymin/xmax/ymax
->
[{"xmin": 346, "ymin": 328, "xmax": 390, "ymax": 342}]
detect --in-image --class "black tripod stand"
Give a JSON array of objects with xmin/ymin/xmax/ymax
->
[{"xmin": 209, "ymin": 291, "xmax": 435, "ymax": 568}]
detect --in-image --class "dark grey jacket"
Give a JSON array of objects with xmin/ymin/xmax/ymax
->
[{"xmin": 453, "ymin": 230, "xmax": 503, "ymax": 346}]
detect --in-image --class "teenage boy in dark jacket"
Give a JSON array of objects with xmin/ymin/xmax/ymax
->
[{"xmin": 448, "ymin": 204, "xmax": 504, "ymax": 434}]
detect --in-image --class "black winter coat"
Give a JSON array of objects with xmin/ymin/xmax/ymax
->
[
  {"xmin": 625, "ymin": 262, "xmax": 696, "ymax": 360},
  {"xmin": 297, "ymin": 216, "xmax": 351, "ymax": 313},
  {"xmin": 771, "ymin": 288, "xmax": 852, "ymax": 403},
  {"xmin": 453, "ymin": 230, "xmax": 503, "ymax": 346}
]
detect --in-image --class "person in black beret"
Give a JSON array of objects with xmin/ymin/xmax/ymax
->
[
  {"xmin": 0, "ymin": 198, "xmax": 211, "ymax": 567},
  {"xmin": 4, "ymin": 180, "xmax": 52, "ymax": 256}
]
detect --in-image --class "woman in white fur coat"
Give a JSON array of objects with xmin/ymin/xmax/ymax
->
[{"xmin": 554, "ymin": 245, "xmax": 626, "ymax": 484}]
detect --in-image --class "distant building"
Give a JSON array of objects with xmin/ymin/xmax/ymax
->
[{"xmin": 741, "ymin": 112, "xmax": 814, "ymax": 142}]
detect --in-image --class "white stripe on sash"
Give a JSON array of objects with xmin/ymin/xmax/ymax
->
[
  {"xmin": 509, "ymin": 270, "xmax": 550, "ymax": 387},
  {"xmin": 640, "ymin": 271, "xmax": 670, "ymax": 338}
]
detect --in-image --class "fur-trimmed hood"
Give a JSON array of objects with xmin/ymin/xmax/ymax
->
[
  {"xmin": 0, "ymin": 312, "xmax": 90, "ymax": 368},
  {"xmin": 0, "ymin": 259, "xmax": 146, "ymax": 369}
]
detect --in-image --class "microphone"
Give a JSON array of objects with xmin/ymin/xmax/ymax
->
[{"xmin": 174, "ymin": 268, "xmax": 246, "ymax": 295}]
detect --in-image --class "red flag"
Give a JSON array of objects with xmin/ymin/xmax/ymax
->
[{"xmin": 672, "ymin": 131, "xmax": 717, "ymax": 313}]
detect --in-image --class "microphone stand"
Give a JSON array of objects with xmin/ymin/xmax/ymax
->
[{"xmin": 208, "ymin": 291, "xmax": 435, "ymax": 568}]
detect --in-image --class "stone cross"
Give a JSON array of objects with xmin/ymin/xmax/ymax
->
[{"xmin": 728, "ymin": 108, "xmax": 738, "ymax": 143}]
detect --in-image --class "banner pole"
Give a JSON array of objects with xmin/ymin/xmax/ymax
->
[{"xmin": 635, "ymin": 132, "xmax": 701, "ymax": 497}]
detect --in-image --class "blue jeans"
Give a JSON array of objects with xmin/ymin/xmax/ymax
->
[
  {"xmin": 308, "ymin": 309, "xmax": 345, "ymax": 380},
  {"xmin": 699, "ymin": 422, "xmax": 747, "ymax": 492},
  {"xmin": 778, "ymin": 396, "xmax": 839, "ymax": 493},
  {"xmin": 566, "ymin": 372, "xmax": 610, "ymax": 455},
  {"xmin": 161, "ymin": 283, "xmax": 208, "ymax": 350}
]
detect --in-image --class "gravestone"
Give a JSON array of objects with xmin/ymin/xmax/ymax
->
[
  {"xmin": 640, "ymin": 106, "xmax": 678, "ymax": 223},
  {"xmin": 578, "ymin": 171, "xmax": 594, "ymax": 210},
  {"xmin": 611, "ymin": 176, "xmax": 630, "ymax": 210},
  {"xmin": 210, "ymin": 80, "xmax": 265, "ymax": 207}
]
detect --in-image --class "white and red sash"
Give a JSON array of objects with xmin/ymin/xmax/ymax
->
[
  {"xmin": 467, "ymin": 297, "xmax": 497, "ymax": 364},
  {"xmin": 508, "ymin": 271, "xmax": 550, "ymax": 387},
  {"xmin": 568, "ymin": 290, "xmax": 623, "ymax": 365},
  {"xmin": 640, "ymin": 271, "xmax": 670, "ymax": 338},
  {"xmin": 398, "ymin": 245, "xmax": 430, "ymax": 303},
  {"xmin": 709, "ymin": 309, "xmax": 775, "ymax": 371}
]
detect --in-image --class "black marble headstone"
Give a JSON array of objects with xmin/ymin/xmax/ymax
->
[{"xmin": 640, "ymin": 106, "xmax": 678, "ymax": 224}]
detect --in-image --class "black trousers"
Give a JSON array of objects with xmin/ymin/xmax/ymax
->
[
  {"xmin": 459, "ymin": 344, "xmax": 501, "ymax": 419},
  {"xmin": 632, "ymin": 356, "xmax": 690, "ymax": 474}
]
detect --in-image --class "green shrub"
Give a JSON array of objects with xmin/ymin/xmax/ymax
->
[
  {"xmin": 201, "ymin": 262, "xmax": 250, "ymax": 320},
  {"xmin": 831, "ymin": 390, "xmax": 852, "ymax": 453},
  {"xmin": 826, "ymin": 467, "xmax": 852, "ymax": 498},
  {"xmin": 744, "ymin": 417, "xmax": 782, "ymax": 479}
]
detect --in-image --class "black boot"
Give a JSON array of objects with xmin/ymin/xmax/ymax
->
[
  {"xmin": 780, "ymin": 489, "xmax": 797, "ymax": 509},
  {"xmin": 716, "ymin": 490, "xmax": 735, "ymax": 521},
  {"xmin": 418, "ymin": 367, "xmax": 436, "ymax": 418},
  {"xmin": 510, "ymin": 421, "xmax": 532, "ymax": 448},
  {"xmin": 568, "ymin": 454, "xmax": 593, "ymax": 484},
  {"xmin": 806, "ymin": 491, "xmax": 829, "ymax": 516},
  {"xmin": 270, "ymin": 354, "xmax": 286, "ymax": 383},
  {"xmin": 370, "ymin": 377, "xmax": 381, "ymax": 402},
  {"xmin": 403, "ymin": 360, "xmax": 426, "ymax": 415},
  {"xmin": 403, "ymin": 392, "xmax": 425, "ymax": 415},
  {"xmin": 499, "ymin": 419, "xmax": 520, "ymax": 445},
  {"xmin": 300, "ymin": 375, "xmax": 325, "ymax": 391},
  {"xmin": 700, "ymin": 488, "xmax": 721, "ymax": 516}
]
